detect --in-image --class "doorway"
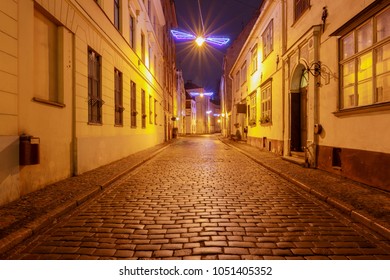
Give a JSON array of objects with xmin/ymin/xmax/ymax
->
[{"xmin": 290, "ymin": 67, "xmax": 308, "ymax": 152}]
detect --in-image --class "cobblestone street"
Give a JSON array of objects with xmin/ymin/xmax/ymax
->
[{"xmin": 6, "ymin": 136, "xmax": 390, "ymax": 260}]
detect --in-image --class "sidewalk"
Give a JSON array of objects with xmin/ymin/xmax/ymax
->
[
  {"xmin": 0, "ymin": 142, "xmax": 171, "ymax": 256},
  {"xmin": 220, "ymin": 137, "xmax": 390, "ymax": 241}
]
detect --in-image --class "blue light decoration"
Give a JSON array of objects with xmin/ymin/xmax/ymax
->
[
  {"xmin": 171, "ymin": 0, "xmax": 229, "ymax": 47},
  {"xmin": 171, "ymin": 29, "xmax": 230, "ymax": 47},
  {"xmin": 188, "ymin": 91, "xmax": 213, "ymax": 97}
]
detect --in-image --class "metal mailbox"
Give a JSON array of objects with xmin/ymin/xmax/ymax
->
[{"xmin": 19, "ymin": 134, "xmax": 40, "ymax": 165}]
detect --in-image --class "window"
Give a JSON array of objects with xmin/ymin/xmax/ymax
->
[
  {"xmin": 114, "ymin": 0, "xmax": 120, "ymax": 30},
  {"xmin": 340, "ymin": 6, "xmax": 390, "ymax": 109},
  {"xmin": 88, "ymin": 48, "xmax": 103, "ymax": 124},
  {"xmin": 261, "ymin": 82, "xmax": 272, "ymax": 123},
  {"xmin": 141, "ymin": 89, "xmax": 146, "ymax": 128},
  {"xmin": 130, "ymin": 81, "xmax": 137, "ymax": 127},
  {"xmin": 129, "ymin": 15, "xmax": 135, "ymax": 48},
  {"xmin": 33, "ymin": 9, "xmax": 59, "ymax": 103},
  {"xmin": 262, "ymin": 20, "xmax": 273, "ymax": 59},
  {"xmin": 235, "ymin": 71, "xmax": 240, "ymax": 91},
  {"xmin": 141, "ymin": 32, "xmax": 146, "ymax": 63},
  {"xmin": 241, "ymin": 63, "xmax": 247, "ymax": 85},
  {"xmin": 154, "ymin": 98, "xmax": 158, "ymax": 124},
  {"xmin": 295, "ymin": 0, "xmax": 310, "ymax": 21},
  {"xmin": 249, "ymin": 92, "xmax": 257, "ymax": 126},
  {"xmin": 149, "ymin": 94, "xmax": 153, "ymax": 124},
  {"xmin": 251, "ymin": 45, "xmax": 258, "ymax": 74},
  {"xmin": 114, "ymin": 69, "xmax": 124, "ymax": 126}
]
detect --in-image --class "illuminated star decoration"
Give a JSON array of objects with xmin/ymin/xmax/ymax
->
[
  {"xmin": 171, "ymin": 29, "xmax": 230, "ymax": 47},
  {"xmin": 171, "ymin": 0, "xmax": 230, "ymax": 47}
]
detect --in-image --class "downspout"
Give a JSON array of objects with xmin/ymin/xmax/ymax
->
[
  {"xmin": 228, "ymin": 72, "xmax": 234, "ymax": 138},
  {"xmin": 71, "ymin": 34, "xmax": 78, "ymax": 176},
  {"xmin": 313, "ymin": 26, "xmax": 322, "ymax": 168},
  {"xmin": 281, "ymin": 0, "xmax": 287, "ymax": 156}
]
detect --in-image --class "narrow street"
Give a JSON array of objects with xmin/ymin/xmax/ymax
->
[{"xmin": 7, "ymin": 136, "xmax": 390, "ymax": 260}]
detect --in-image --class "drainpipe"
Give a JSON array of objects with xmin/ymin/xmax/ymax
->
[
  {"xmin": 312, "ymin": 25, "xmax": 322, "ymax": 168},
  {"xmin": 281, "ymin": 0, "xmax": 287, "ymax": 156},
  {"xmin": 71, "ymin": 34, "xmax": 78, "ymax": 176}
]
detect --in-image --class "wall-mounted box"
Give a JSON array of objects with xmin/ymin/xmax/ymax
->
[{"xmin": 19, "ymin": 135, "xmax": 40, "ymax": 165}]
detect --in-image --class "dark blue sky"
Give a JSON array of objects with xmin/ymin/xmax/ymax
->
[{"xmin": 174, "ymin": 0, "xmax": 262, "ymax": 93}]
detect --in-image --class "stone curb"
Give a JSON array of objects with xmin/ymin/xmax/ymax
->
[
  {"xmin": 221, "ymin": 139, "xmax": 390, "ymax": 241},
  {"xmin": 0, "ymin": 143, "xmax": 171, "ymax": 256}
]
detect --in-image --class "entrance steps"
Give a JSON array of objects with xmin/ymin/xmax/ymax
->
[{"xmin": 282, "ymin": 151, "xmax": 306, "ymax": 167}]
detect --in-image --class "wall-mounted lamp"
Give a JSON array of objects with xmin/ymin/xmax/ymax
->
[{"xmin": 301, "ymin": 60, "xmax": 322, "ymax": 77}]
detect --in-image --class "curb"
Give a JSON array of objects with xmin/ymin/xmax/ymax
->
[
  {"xmin": 0, "ymin": 143, "xmax": 171, "ymax": 256},
  {"xmin": 221, "ymin": 139, "xmax": 390, "ymax": 241}
]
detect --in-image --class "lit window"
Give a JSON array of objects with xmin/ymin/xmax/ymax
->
[
  {"xmin": 251, "ymin": 45, "xmax": 258, "ymax": 74},
  {"xmin": 340, "ymin": 6, "xmax": 390, "ymax": 109},
  {"xmin": 261, "ymin": 82, "xmax": 272, "ymax": 124},
  {"xmin": 262, "ymin": 20, "xmax": 273, "ymax": 59},
  {"xmin": 249, "ymin": 92, "xmax": 257, "ymax": 126}
]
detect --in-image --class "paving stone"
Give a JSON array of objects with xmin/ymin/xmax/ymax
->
[{"xmin": 4, "ymin": 136, "xmax": 390, "ymax": 261}]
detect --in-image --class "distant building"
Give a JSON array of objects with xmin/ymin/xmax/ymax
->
[
  {"xmin": 185, "ymin": 92, "xmax": 197, "ymax": 134},
  {"xmin": 227, "ymin": 0, "xmax": 390, "ymax": 191},
  {"xmin": 0, "ymin": 0, "xmax": 178, "ymax": 206}
]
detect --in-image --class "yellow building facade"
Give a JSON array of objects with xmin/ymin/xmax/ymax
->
[
  {"xmin": 229, "ymin": 0, "xmax": 390, "ymax": 191},
  {"xmin": 0, "ymin": 0, "xmax": 177, "ymax": 206}
]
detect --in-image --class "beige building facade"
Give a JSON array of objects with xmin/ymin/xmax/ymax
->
[
  {"xmin": 0, "ymin": 0, "xmax": 178, "ymax": 206},
  {"xmin": 228, "ymin": 0, "xmax": 390, "ymax": 191}
]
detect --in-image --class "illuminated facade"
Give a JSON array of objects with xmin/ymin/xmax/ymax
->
[
  {"xmin": 0, "ymin": 0, "xmax": 178, "ymax": 206},
  {"xmin": 185, "ymin": 81, "xmax": 214, "ymax": 134},
  {"xmin": 228, "ymin": 0, "xmax": 390, "ymax": 191}
]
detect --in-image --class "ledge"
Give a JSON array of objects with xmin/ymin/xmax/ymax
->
[
  {"xmin": 32, "ymin": 97, "xmax": 66, "ymax": 108},
  {"xmin": 333, "ymin": 102, "xmax": 390, "ymax": 117}
]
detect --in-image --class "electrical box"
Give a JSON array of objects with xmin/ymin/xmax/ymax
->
[{"xmin": 19, "ymin": 134, "xmax": 40, "ymax": 165}]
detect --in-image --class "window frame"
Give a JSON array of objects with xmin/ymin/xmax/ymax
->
[
  {"xmin": 130, "ymin": 80, "xmax": 137, "ymax": 128},
  {"xmin": 88, "ymin": 48, "xmax": 103, "ymax": 124},
  {"xmin": 249, "ymin": 91, "xmax": 257, "ymax": 126},
  {"xmin": 260, "ymin": 81, "xmax": 272, "ymax": 124},
  {"xmin": 262, "ymin": 19, "xmax": 274, "ymax": 60},
  {"xmin": 294, "ymin": 0, "xmax": 310, "ymax": 22},
  {"xmin": 339, "ymin": 6, "xmax": 390, "ymax": 110},
  {"xmin": 129, "ymin": 14, "xmax": 135, "ymax": 49},
  {"xmin": 33, "ymin": 9, "xmax": 62, "ymax": 105},
  {"xmin": 141, "ymin": 89, "xmax": 146, "ymax": 128},
  {"xmin": 251, "ymin": 44, "xmax": 258, "ymax": 74},
  {"xmin": 114, "ymin": 68, "xmax": 124, "ymax": 126},
  {"xmin": 114, "ymin": 0, "xmax": 121, "ymax": 31}
]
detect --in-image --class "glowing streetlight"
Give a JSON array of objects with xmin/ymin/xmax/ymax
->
[{"xmin": 195, "ymin": 36, "xmax": 205, "ymax": 46}]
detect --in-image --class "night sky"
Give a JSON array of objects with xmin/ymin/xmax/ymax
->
[{"xmin": 174, "ymin": 0, "xmax": 263, "ymax": 95}]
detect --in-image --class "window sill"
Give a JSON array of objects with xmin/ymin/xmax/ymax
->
[
  {"xmin": 333, "ymin": 102, "xmax": 390, "ymax": 117},
  {"xmin": 88, "ymin": 122, "xmax": 103, "ymax": 126},
  {"xmin": 32, "ymin": 97, "xmax": 65, "ymax": 108}
]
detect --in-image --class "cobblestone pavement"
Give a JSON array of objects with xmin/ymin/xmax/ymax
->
[{"xmin": 4, "ymin": 136, "xmax": 390, "ymax": 260}]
